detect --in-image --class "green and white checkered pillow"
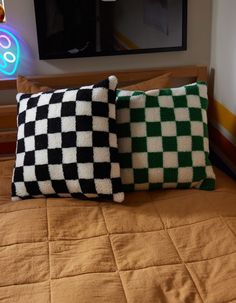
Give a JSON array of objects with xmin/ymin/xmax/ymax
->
[{"xmin": 116, "ymin": 82, "xmax": 216, "ymax": 192}]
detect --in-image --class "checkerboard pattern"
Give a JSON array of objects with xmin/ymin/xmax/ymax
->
[
  {"xmin": 12, "ymin": 76, "xmax": 124, "ymax": 202},
  {"xmin": 116, "ymin": 82, "xmax": 216, "ymax": 192}
]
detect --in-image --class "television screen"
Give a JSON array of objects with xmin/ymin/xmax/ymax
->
[{"xmin": 34, "ymin": 0, "xmax": 187, "ymax": 59}]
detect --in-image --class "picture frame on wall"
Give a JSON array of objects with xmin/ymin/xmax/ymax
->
[{"xmin": 34, "ymin": 0, "xmax": 187, "ymax": 60}]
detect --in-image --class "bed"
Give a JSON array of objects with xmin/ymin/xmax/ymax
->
[{"xmin": 0, "ymin": 66, "xmax": 236, "ymax": 303}]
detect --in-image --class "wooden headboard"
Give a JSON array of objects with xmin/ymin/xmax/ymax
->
[{"xmin": 0, "ymin": 65, "xmax": 207, "ymax": 159}]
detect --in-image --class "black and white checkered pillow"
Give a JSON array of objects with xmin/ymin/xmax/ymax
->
[{"xmin": 12, "ymin": 76, "xmax": 124, "ymax": 203}]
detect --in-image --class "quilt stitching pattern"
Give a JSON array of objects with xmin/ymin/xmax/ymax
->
[
  {"xmin": 46, "ymin": 199, "xmax": 52, "ymax": 303},
  {"xmin": 1, "ymin": 201, "xmax": 236, "ymax": 302},
  {"xmin": 219, "ymin": 216, "xmax": 236, "ymax": 239},
  {"xmin": 99, "ymin": 204, "xmax": 128, "ymax": 303},
  {"xmin": 1, "ymin": 161, "xmax": 236, "ymax": 302},
  {"xmin": 151, "ymin": 200, "xmax": 205, "ymax": 302}
]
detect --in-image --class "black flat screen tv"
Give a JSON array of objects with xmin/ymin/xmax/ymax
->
[{"xmin": 34, "ymin": 0, "xmax": 187, "ymax": 60}]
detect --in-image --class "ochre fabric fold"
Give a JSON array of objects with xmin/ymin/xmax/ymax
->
[{"xmin": 0, "ymin": 160, "xmax": 236, "ymax": 303}]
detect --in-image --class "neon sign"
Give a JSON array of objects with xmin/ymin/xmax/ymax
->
[{"xmin": 0, "ymin": 28, "xmax": 20, "ymax": 76}]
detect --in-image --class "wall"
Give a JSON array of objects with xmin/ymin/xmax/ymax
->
[
  {"xmin": 209, "ymin": 0, "xmax": 236, "ymax": 176},
  {"xmin": 2, "ymin": 0, "xmax": 212, "ymax": 76}
]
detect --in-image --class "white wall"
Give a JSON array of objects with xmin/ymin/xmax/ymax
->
[
  {"xmin": 2, "ymin": 0, "xmax": 212, "ymax": 76},
  {"xmin": 210, "ymin": 0, "xmax": 236, "ymax": 114}
]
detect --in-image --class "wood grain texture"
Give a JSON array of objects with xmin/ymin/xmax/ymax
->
[
  {"xmin": 0, "ymin": 105, "xmax": 17, "ymax": 129},
  {"xmin": 0, "ymin": 66, "xmax": 208, "ymax": 90},
  {"xmin": 0, "ymin": 105, "xmax": 17, "ymax": 117},
  {"xmin": 0, "ymin": 131, "xmax": 17, "ymax": 143}
]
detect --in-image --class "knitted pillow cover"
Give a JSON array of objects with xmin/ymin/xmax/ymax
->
[
  {"xmin": 12, "ymin": 76, "xmax": 124, "ymax": 202},
  {"xmin": 116, "ymin": 82, "xmax": 216, "ymax": 191}
]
